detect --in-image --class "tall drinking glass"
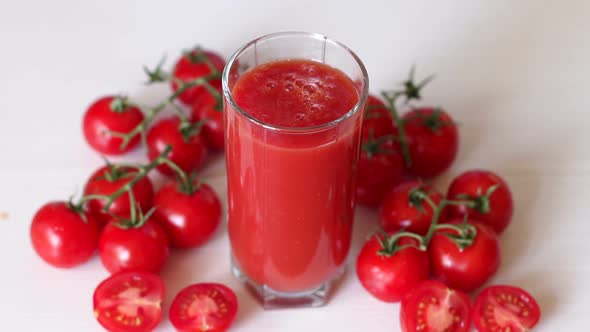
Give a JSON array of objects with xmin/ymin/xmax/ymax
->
[{"xmin": 222, "ymin": 32, "xmax": 368, "ymax": 309}]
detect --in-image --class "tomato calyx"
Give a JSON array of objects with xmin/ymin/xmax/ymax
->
[
  {"xmin": 65, "ymin": 199, "xmax": 89, "ymax": 223},
  {"xmin": 408, "ymin": 185, "xmax": 434, "ymax": 212},
  {"xmin": 405, "ymin": 107, "xmax": 457, "ymax": 134},
  {"xmin": 144, "ymin": 56, "xmax": 169, "ymax": 84},
  {"xmin": 400, "ymin": 65, "xmax": 435, "ymax": 103},
  {"xmin": 178, "ymin": 118, "xmax": 206, "ymax": 143},
  {"xmin": 109, "ymin": 96, "xmax": 133, "ymax": 113},
  {"xmin": 376, "ymin": 230, "xmax": 426, "ymax": 257},
  {"xmin": 456, "ymin": 184, "xmax": 500, "ymax": 215},
  {"xmin": 111, "ymin": 191, "xmax": 156, "ymax": 229},
  {"xmin": 362, "ymin": 130, "xmax": 396, "ymax": 159},
  {"xmin": 434, "ymin": 218, "xmax": 478, "ymax": 250}
]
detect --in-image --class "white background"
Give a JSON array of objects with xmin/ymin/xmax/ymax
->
[{"xmin": 1, "ymin": 0, "xmax": 589, "ymax": 331}]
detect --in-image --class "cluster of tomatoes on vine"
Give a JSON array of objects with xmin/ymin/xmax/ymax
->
[
  {"xmin": 30, "ymin": 48, "xmax": 238, "ymax": 332},
  {"xmin": 354, "ymin": 70, "xmax": 541, "ymax": 331}
]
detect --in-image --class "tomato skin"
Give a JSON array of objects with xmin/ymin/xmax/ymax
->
[
  {"xmin": 191, "ymin": 89, "xmax": 225, "ymax": 151},
  {"xmin": 401, "ymin": 280, "xmax": 471, "ymax": 332},
  {"xmin": 356, "ymin": 140, "xmax": 405, "ymax": 207},
  {"xmin": 361, "ymin": 95, "xmax": 395, "ymax": 141},
  {"xmin": 153, "ymin": 181, "xmax": 221, "ymax": 248},
  {"xmin": 171, "ymin": 49, "xmax": 226, "ymax": 105},
  {"xmin": 356, "ymin": 236, "xmax": 429, "ymax": 302},
  {"xmin": 379, "ymin": 181, "xmax": 446, "ymax": 235},
  {"xmin": 93, "ymin": 271, "xmax": 165, "ymax": 332},
  {"xmin": 83, "ymin": 96, "xmax": 144, "ymax": 155},
  {"xmin": 146, "ymin": 117, "xmax": 208, "ymax": 176},
  {"xmin": 429, "ymin": 220, "xmax": 501, "ymax": 292},
  {"xmin": 402, "ymin": 108, "xmax": 458, "ymax": 178},
  {"xmin": 84, "ymin": 166, "xmax": 154, "ymax": 221},
  {"xmin": 30, "ymin": 202, "xmax": 99, "ymax": 268},
  {"xmin": 99, "ymin": 219, "xmax": 169, "ymax": 274},
  {"xmin": 473, "ymin": 285, "xmax": 541, "ymax": 332},
  {"xmin": 169, "ymin": 283, "xmax": 238, "ymax": 332},
  {"xmin": 447, "ymin": 170, "xmax": 514, "ymax": 234}
]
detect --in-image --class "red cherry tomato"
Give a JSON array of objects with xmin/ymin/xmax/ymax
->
[
  {"xmin": 402, "ymin": 107, "xmax": 458, "ymax": 178},
  {"xmin": 401, "ymin": 280, "xmax": 472, "ymax": 332},
  {"xmin": 429, "ymin": 220, "xmax": 501, "ymax": 292},
  {"xmin": 191, "ymin": 88, "xmax": 225, "ymax": 151},
  {"xmin": 356, "ymin": 235, "xmax": 429, "ymax": 302},
  {"xmin": 93, "ymin": 271, "xmax": 165, "ymax": 332},
  {"xmin": 447, "ymin": 170, "xmax": 514, "ymax": 234},
  {"xmin": 146, "ymin": 117, "xmax": 208, "ymax": 176},
  {"xmin": 356, "ymin": 138, "xmax": 404, "ymax": 207},
  {"xmin": 84, "ymin": 165, "xmax": 154, "ymax": 222},
  {"xmin": 30, "ymin": 202, "xmax": 99, "ymax": 268},
  {"xmin": 379, "ymin": 181, "xmax": 446, "ymax": 235},
  {"xmin": 169, "ymin": 283, "xmax": 238, "ymax": 332},
  {"xmin": 473, "ymin": 285, "xmax": 541, "ymax": 332},
  {"xmin": 83, "ymin": 96, "xmax": 144, "ymax": 155},
  {"xmin": 99, "ymin": 219, "xmax": 169, "ymax": 274},
  {"xmin": 172, "ymin": 49, "xmax": 226, "ymax": 105},
  {"xmin": 153, "ymin": 180, "xmax": 221, "ymax": 248},
  {"xmin": 361, "ymin": 95, "xmax": 395, "ymax": 141}
]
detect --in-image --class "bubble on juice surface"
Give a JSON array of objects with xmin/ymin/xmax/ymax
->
[
  {"xmin": 295, "ymin": 79, "xmax": 305, "ymax": 88},
  {"xmin": 303, "ymin": 84, "xmax": 317, "ymax": 94},
  {"xmin": 284, "ymin": 83, "xmax": 294, "ymax": 92},
  {"xmin": 285, "ymin": 74, "xmax": 295, "ymax": 82},
  {"xmin": 294, "ymin": 112, "xmax": 306, "ymax": 121},
  {"xmin": 265, "ymin": 81, "xmax": 277, "ymax": 90}
]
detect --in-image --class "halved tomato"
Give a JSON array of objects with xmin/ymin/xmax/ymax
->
[
  {"xmin": 93, "ymin": 272, "xmax": 165, "ymax": 332},
  {"xmin": 401, "ymin": 280, "xmax": 471, "ymax": 332},
  {"xmin": 473, "ymin": 285, "xmax": 541, "ymax": 332},
  {"xmin": 170, "ymin": 283, "xmax": 238, "ymax": 332}
]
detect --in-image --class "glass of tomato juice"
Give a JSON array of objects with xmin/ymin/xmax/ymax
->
[{"xmin": 222, "ymin": 32, "xmax": 368, "ymax": 308}]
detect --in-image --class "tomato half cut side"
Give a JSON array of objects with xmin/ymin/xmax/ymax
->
[
  {"xmin": 473, "ymin": 285, "xmax": 541, "ymax": 332},
  {"xmin": 93, "ymin": 272, "xmax": 165, "ymax": 332},
  {"xmin": 401, "ymin": 280, "xmax": 471, "ymax": 332},
  {"xmin": 170, "ymin": 283, "xmax": 238, "ymax": 332}
]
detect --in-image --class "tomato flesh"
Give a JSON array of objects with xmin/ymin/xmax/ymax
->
[
  {"xmin": 473, "ymin": 285, "xmax": 541, "ymax": 332},
  {"xmin": 93, "ymin": 272, "xmax": 165, "ymax": 332},
  {"xmin": 401, "ymin": 280, "xmax": 471, "ymax": 332},
  {"xmin": 170, "ymin": 283, "xmax": 238, "ymax": 332}
]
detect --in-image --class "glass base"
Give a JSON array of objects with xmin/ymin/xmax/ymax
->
[{"xmin": 231, "ymin": 257, "xmax": 345, "ymax": 309}]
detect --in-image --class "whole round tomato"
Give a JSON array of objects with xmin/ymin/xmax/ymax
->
[
  {"xmin": 99, "ymin": 219, "xmax": 169, "ymax": 274},
  {"xmin": 356, "ymin": 138, "xmax": 404, "ymax": 207},
  {"xmin": 169, "ymin": 283, "xmax": 238, "ymax": 332},
  {"xmin": 82, "ymin": 96, "xmax": 144, "ymax": 155},
  {"xmin": 93, "ymin": 271, "xmax": 165, "ymax": 332},
  {"xmin": 171, "ymin": 48, "xmax": 226, "ymax": 105},
  {"xmin": 356, "ymin": 235, "xmax": 429, "ymax": 302},
  {"xmin": 153, "ymin": 180, "xmax": 221, "ymax": 248},
  {"xmin": 429, "ymin": 219, "xmax": 501, "ymax": 292},
  {"xmin": 473, "ymin": 285, "xmax": 541, "ymax": 332},
  {"xmin": 447, "ymin": 170, "xmax": 514, "ymax": 234},
  {"xmin": 191, "ymin": 88, "xmax": 224, "ymax": 151},
  {"xmin": 402, "ymin": 107, "xmax": 458, "ymax": 178},
  {"xmin": 146, "ymin": 117, "xmax": 208, "ymax": 176},
  {"xmin": 401, "ymin": 280, "xmax": 472, "ymax": 332},
  {"xmin": 361, "ymin": 95, "xmax": 395, "ymax": 141},
  {"xmin": 379, "ymin": 181, "xmax": 446, "ymax": 235},
  {"xmin": 30, "ymin": 202, "xmax": 99, "ymax": 268},
  {"xmin": 84, "ymin": 165, "xmax": 154, "ymax": 221}
]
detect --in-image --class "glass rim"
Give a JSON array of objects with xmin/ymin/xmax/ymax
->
[{"xmin": 222, "ymin": 31, "xmax": 369, "ymax": 133}]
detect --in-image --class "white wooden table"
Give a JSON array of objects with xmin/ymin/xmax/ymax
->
[{"xmin": 1, "ymin": 0, "xmax": 588, "ymax": 330}]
